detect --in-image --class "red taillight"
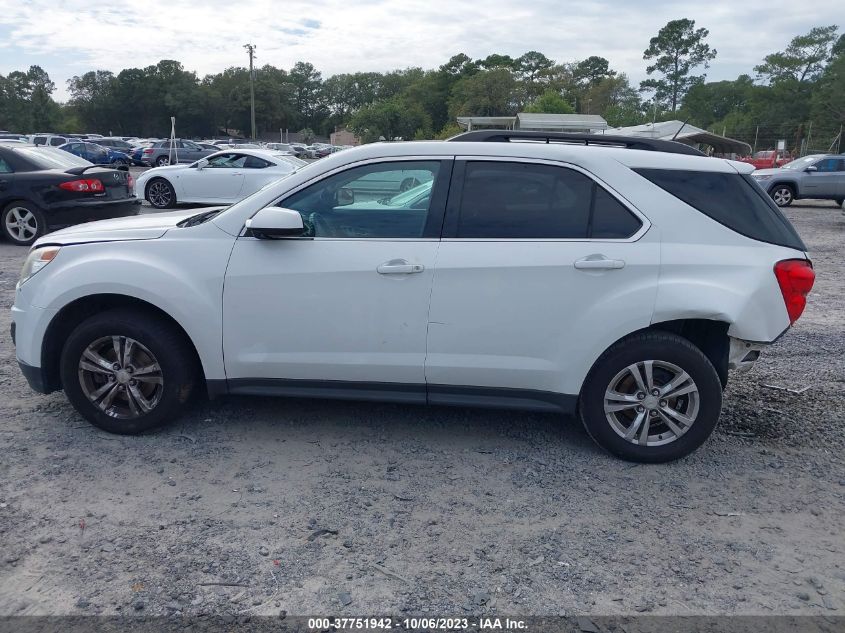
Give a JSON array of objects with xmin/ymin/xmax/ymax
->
[
  {"xmin": 774, "ymin": 259, "xmax": 815, "ymax": 325},
  {"xmin": 59, "ymin": 178, "xmax": 104, "ymax": 193},
  {"xmin": 142, "ymin": 148, "xmax": 153, "ymax": 155},
  {"xmin": 126, "ymin": 173, "xmax": 134, "ymax": 189}
]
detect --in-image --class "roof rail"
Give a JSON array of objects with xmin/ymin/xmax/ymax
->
[{"xmin": 447, "ymin": 130, "xmax": 705, "ymax": 157}]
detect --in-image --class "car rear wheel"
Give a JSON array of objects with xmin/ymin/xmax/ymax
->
[
  {"xmin": 155, "ymin": 156, "xmax": 170, "ymax": 167},
  {"xmin": 146, "ymin": 178, "xmax": 176, "ymax": 209},
  {"xmin": 60, "ymin": 309, "xmax": 197, "ymax": 434},
  {"xmin": 579, "ymin": 331, "xmax": 723, "ymax": 463},
  {"xmin": 1, "ymin": 202, "xmax": 46, "ymax": 246},
  {"xmin": 770, "ymin": 185, "xmax": 794, "ymax": 207},
  {"xmin": 112, "ymin": 158, "xmax": 128, "ymax": 167}
]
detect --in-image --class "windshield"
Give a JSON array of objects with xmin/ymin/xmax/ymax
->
[
  {"xmin": 378, "ymin": 180, "xmax": 434, "ymax": 207},
  {"xmin": 16, "ymin": 147, "xmax": 92, "ymax": 169},
  {"xmin": 781, "ymin": 156, "xmax": 821, "ymax": 170}
]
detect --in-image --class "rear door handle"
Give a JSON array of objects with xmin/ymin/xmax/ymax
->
[
  {"xmin": 574, "ymin": 255, "xmax": 625, "ymax": 270},
  {"xmin": 377, "ymin": 259, "xmax": 424, "ymax": 274}
]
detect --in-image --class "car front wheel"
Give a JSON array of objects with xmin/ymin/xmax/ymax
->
[
  {"xmin": 770, "ymin": 185, "xmax": 794, "ymax": 207},
  {"xmin": 579, "ymin": 331, "xmax": 723, "ymax": 463},
  {"xmin": 60, "ymin": 309, "xmax": 197, "ymax": 434}
]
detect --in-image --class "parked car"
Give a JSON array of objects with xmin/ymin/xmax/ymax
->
[
  {"xmin": 11, "ymin": 131, "xmax": 813, "ymax": 463},
  {"xmin": 30, "ymin": 134, "xmax": 72, "ymax": 148},
  {"xmin": 264, "ymin": 143, "xmax": 295, "ymax": 154},
  {"xmin": 59, "ymin": 142, "xmax": 131, "ymax": 167},
  {"xmin": 197, "ymin": 142, "xmax": 221, "ymax": 151},
  {"xmin": 141, "ymin": 140, "xmax": 218, "ymax": 167},
  {"xmin": 134, "ymin": 149, "xmax": 304, "ymax": 208},
  {"xmin": 740, "ymin": 149, "xmax": 793, "ymax": 170},
  {"xmin": 752, "ymin": 154, "xmax": 845, "ymax": 207},
  {"xmin": 0, "ymin": 144, "xmax": 139, "ymax": 245},
  {"xmin": 94, "ymin": 137, "xmax": 135, "ymax": 152}
]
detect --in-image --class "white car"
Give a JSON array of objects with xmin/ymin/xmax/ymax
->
[
  {"xmin": 11, "ymin": 131, "xmax": 814, "ymax": 462},
  {"xmin": 135, "ymin": 149, "xmax": 306, "ymax": 208}
]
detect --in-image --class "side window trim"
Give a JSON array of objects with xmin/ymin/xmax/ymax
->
[
  {"xmin": 442, "ymin": 157, "xmax": 648, "ymax": 241},
  {"xmin": 267, "ymin": 157, "xmax": 455, "ymax": 240}
]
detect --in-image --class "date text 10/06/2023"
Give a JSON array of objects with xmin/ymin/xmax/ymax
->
[{"xmin": 307, "ymin": 617, "xmax": 528, "ymax": 630}]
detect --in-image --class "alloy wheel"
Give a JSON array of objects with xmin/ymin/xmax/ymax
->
[
  {"xmin": 157, "ymin": 156, "xmax": 170, "ymax": 166},
  {"xmin": 147, "ymin": 181, "xmax": 172, "ymax": 207},
  {"xmin": 4, "ymin": 207, "xmax": 38, "ymax": 243},
  {"xmin": 772, "ymin": 187, "xmax": 792, "ymax": 206},
  {"xmin": 77, "ymin": 335, "xmax": 164, "ymax": 419},
  {"xmin": 603, "ymin": 360, "xmax": 700, "ymax": 447}
]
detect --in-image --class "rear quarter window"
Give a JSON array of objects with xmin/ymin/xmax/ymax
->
[{"xmin": 634, "ymin": 168, "xmax": 805, "ymax": 251}]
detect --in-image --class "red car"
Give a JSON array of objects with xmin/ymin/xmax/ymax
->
[{"xmin": 740, "ymin": 150, "xmax": 793, "ymax": 170}]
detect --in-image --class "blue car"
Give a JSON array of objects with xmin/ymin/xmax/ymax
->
[{"xmin": 58, "ymin": 141, "xmax": 131, "ymax": 167}]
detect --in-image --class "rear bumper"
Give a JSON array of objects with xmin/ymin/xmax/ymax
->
[{"xmin": 44, "ymin": 198, "xmax": 141, "ymax": 228}]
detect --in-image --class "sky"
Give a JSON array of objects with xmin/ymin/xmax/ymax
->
[{"xmin": 0, "ymin": 0, "xmax": 838, "ymax": 101}]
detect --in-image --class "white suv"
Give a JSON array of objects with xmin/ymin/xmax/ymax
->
[{"xmin": 10, "ymin": 131, "xmax": 814, "ymax": 462}]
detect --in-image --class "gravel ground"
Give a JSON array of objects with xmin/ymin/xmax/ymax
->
[{"xmin": 0, "ymin": 200, "xmax": 843, "ymax": 617}]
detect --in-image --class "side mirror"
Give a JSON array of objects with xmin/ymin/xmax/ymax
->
[
  {"xmin": 195, "ymin": 158, "xmax": 209, "ymax": 170},
  {"xmin": 245, "ymin": 207, "xmax": 305, "ymax": 239},
  {"xmin": 805, "ymin": 165, "xmax": 818, "ymax": 172},
  {"xmin": 337, "ymin": 187, "xmax": 355, "ymax": 206}
]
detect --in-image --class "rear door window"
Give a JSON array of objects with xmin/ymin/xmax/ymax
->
[
  {"xmin": 454, "ymin": 161, "xmax": 642, "ymax": 239},
  {"xmin": 635, "ymin": 168, "xmax": 805, "ymax": 251}
]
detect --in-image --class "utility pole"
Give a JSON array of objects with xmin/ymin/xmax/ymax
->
[{"xmin": 244, "ymin": 44, "xmax": 257, "ymax": 141}]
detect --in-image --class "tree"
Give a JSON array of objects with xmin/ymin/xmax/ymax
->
[
  {"xmin": 348, "ymin": 97, "xmax": 431, "ymax": 142},
  {"xmin": 573, "ymin": 56, "xmax": 615, "ymax": 87},
  {"xmin": 680, "ymin": 75, "xmax": 754, "ymax": 129},
  {"xmin": 515, "ymin": 51, "xmax": 555, "ymax": 98},
  {"xmin": 477, "ymin": 54, "xmax": 515, "ymax": 70},
  {"xmin": 448, "ymin": 68, "xmax": 518, "ymax": 118},
  {"xmin": 755, "ymin": 25, "xmax": 839, "ymax": 84},
  {"xmin": 640, "ymin": 18, "xmax": 717, "ymax": 112},
  {"xmin": 523, "ymin": 89, "xmax": 574, "ymax": 114}
]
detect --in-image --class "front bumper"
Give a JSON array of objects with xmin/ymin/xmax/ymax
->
[
  {"xmin": 44, "ymin": 198, "xmax": 141, "ymax": 229},
  {"xmin": 11, "ymin": 293, "xmax": 59, "ymax": 394}
]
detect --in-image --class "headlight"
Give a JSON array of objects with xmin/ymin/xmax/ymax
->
[
  {"xmin": 753, "ymin": 174, "xmax": 772, "ymax": 181},
  {"xmin": 19, "ymin": 246, "xmax": 60, "ymax": 285}
]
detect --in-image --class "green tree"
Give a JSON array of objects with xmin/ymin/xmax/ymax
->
[
  {"xmin": 755, "ymin": 25, "xmax": 839, "ymax": 84},
  {"xmin": 448, "ymin": 68, "xmax": 518, "ymax": 118},
  {"xmin": 573, "ymin": 56, "xmax": 616, "ymax": 87},
  {"xmin": 640, "ymin": 18, "xmax": 717, "ymax": 112},
  {"xmin": 523, "ymin": 89, "xmax": 574, "ymax": 114},
  {"xmin": 349, "ymin": 98, "xmax": 431, "ymax": 142},
  {"xmin": 679, "ymin": 75, "xmax": 754, "ymax": 128}
]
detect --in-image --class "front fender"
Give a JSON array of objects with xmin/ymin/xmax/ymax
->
[{"xmin": 21, "ymin": 223, "xmax": 235, "ymax": 380}]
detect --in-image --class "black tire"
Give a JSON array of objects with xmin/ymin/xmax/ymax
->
[
  {"xmin": 112, "ymin": 158, "xmax": 127, "ymax": 167},
  {"xmin": 60, "ymin": 309, "xmax": 197, "ymax": 434},
  {"xmin": 145, "ymin": 178, "xmax": 176, "ymax": 209},
  {"xmin": 1, "ymin": 201, "xmax": 46, "ymax": 246},
  {"xmin": 769, "ymin": 184, "xmax": 795, "ymax": 207},
  {"xmin": 155, "ymin": 155, "xmax": 170, "ymax": 167},
  {"xmin": 579, "ymin": 331, "xmax": 723, "ymax": 463}
]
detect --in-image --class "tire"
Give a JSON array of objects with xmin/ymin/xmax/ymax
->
[
  {"xmin": 1, "ymin": 201, "xmax": 46, "ymax": 246},
  {"xmin": 146, "ymin": 178, "xmax": 176, "ymax": 209},
  {"xmin": 769, "ymin": 184, "xmax": 794, "ymax": 207},
  {"xmin": 60, "ymin": 309, "xmax": 197, "ymax": 434},
  {"xmin": 155, "ymin": 155, "xmax": 170, "ymax": 167},
  {"xmin": 112, "ymin": 159, "xmax": 127, "ymax": 167},
  {"xmin": 579, "ymin": 331, "xmax": 723, "ymax": 463}
]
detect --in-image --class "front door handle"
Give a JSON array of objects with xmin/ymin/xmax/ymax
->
[
  {"xmin": 574, "ymin": 255, "xmax": 625, "ymax": 270},
  {"xmin": 377, "ymin": 259, "xmax": 424, "ymax": 274},
  {"xmin": 0, "ymin": 179, "xmax": 8, "ymax": 191}
]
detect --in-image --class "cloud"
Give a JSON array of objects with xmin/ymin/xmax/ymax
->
[{"xmin": 0, "ymin": 0, "xmax": 836, "ymax": 101}]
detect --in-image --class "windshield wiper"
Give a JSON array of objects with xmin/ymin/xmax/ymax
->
[{"xmin": 178, "ymin": 209, "xmax": 223, "ymax": 227}]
